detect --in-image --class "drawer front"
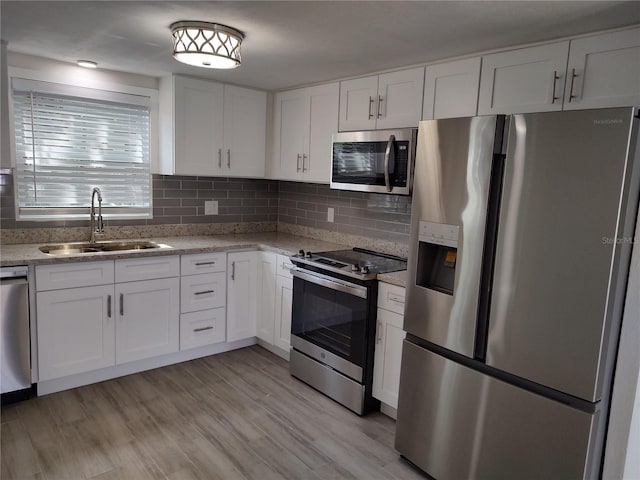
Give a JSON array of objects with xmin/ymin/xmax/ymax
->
[
  {"xmin": 180, "ymin": 272, "xmax": 226, "ymax": 313},
  {"xmin": 36, "ymin": 261, "xmax": 115, "ymax": 291},
  {"xmin": 115, "ymin": 256, "xmax": 179, "ymax": 283},
  {"xmin": 378, "ymin": 282, "xmax": 406, "ymax": 315},
  {"xmin": 181, "ymin": 253, "xmax": 226, "ymax": 276},
  {"xmin": 180, "ymin": 308, "xmax": 226, "ymax": 350},
  {"xmin": 276, "ymin": 254, "xmax": 295, "ymax": 279}
]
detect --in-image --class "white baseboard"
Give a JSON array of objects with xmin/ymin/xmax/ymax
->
[
  {"xmin": 37, "ymin": 337, "xmax": 257, "ymax": 395},
  {"xmin": 380, "ymin": 402, "xmax": 398, "ymax": 420},
  {"xmin": 256, "ymin": 339, "xmax": 290, "ymax": 361}
]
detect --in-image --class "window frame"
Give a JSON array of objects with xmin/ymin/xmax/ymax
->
[{"xmin": 8, "ymin": 67, "xmax": 159, "ymax": 222}]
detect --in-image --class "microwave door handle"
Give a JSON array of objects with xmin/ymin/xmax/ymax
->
[{"xmin": 384, "ymin": 134, "xmax": 395, "ymax": 193}]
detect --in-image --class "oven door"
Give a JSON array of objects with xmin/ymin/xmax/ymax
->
[{"xmin": 290, "ymin": 268, "xmax": 370, "ymax": 378}]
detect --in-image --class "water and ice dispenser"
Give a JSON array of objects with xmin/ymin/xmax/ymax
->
[{"xmin": 415, "ymin": 221, "xmax": 459, "ymax": 296}]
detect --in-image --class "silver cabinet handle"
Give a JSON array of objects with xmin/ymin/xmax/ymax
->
[
  {"xmin": 231, "ymin": 261, "xmax": 235, "ymax": 280},
  {"xmin": 119, "ymin": 293, "xmax": 124, "ymax": 316},
  {"xmin": 384, "ymin": 134, "xmax": 395, "ymax": 193},
  {"xmin": 194, "ymin": 290, "xmax": 215, "ymax": 296},
  {"xmin": 194, "ymin": 326, "xmax": 214, "ymax": 333},
  {"xmin": 302, "ymin": 153, "xmax": 308, "ymax": 172},
  {"xmin": 194, "ymin": 261, "xmax": 216, "ymax": 266},
  {"xmin": 218, "ymin": 148, "xmax": 222, "ymax": 168},
  {"xmin": 376, "ymin": 322, "xmax": 383, "ymax": 344},
  {"xmin": 377, "ymin": 95, "xmax": 383, "ymax": 119},
  {"xmin": 368, "ymin": 96, "xmax": 375, "ymax": 119},
  {"xmin": 227, "ymin": 149, "xmax": 231, "ymax": 168},
  {"xmin": 296, "ymin": 154, "xmax": 302, "ymax": 172},
  {"xmin": 551, "ymin": 70, "xmax": 560, "ymax": 104},
  {"xmin": 107, "ymin": 295, "xmax": 111, "ymax": 318},
  {"xmin": 568, "ymin": 68, "xmax": 578, "ymax": 103}
]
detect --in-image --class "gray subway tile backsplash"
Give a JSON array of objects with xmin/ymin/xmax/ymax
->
[{"xmin": 0, "ymin": 172, "xmax": 411, "ymax": 244}]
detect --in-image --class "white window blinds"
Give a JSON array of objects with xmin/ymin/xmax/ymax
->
[{"xmin": 12, "ymin": 78, "xmax": 152, "ymax": 220}]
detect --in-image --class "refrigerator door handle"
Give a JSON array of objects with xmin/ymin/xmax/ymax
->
[{"xmin": 384, "ymin": 134, "xmax": 395, "ymax": 193}]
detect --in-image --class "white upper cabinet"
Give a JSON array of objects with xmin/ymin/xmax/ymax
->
[
  {"xmin": 478, "ymin": 41, "xmax": 570, "ymax": 115},
  {"xmin": 423, "ymin": 57, "xmax": 481, "ymax": 120},
  {"xmin": 272, "ymin": 82, "xmax": 339, "ymax": 183},
  {"xmin": 173, "ymin": 76, "xmax": 224, "ymax": 176},
  {"xmin": 158, "ymin": 75, "xmax": 266, "ymax": 177},
  {"xmin": 563, "ymin": 27, "xmax": 640, "ymax": 110},
  {"xmin": 222, "ymin": 85, "xmax": 267, "ymax": 176},
  {"xmin": 339, "ymin": 75, "xmax": 378, "ymax": 131},
  {"xmin": 339, "ymin": 67, "xmax": 424, "ymax": 131}
]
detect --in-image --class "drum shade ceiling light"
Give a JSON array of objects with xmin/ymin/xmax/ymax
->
[{"xmin": 170, "ymin": 21, "xmax": 243, "ymax": 69}]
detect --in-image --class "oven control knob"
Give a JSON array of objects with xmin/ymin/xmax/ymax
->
[
  {"xmin": 351, "ymin": 264, "xmax": 360, "ymax": 272},
  {"xmin": 305, "ymin": 251, "xmax": 313, "ymax": 258},
  {"xmin": 298, "ymin": 249, "xmax": 305, "ymax": 257},
  {"xmin": 360, "ymin": 265, "xmax": 370, "ymax": 274}
]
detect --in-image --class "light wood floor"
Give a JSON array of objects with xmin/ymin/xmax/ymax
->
[{"xmin": 1, "ymin": 346, "xmax": 425, "ymax": 479}]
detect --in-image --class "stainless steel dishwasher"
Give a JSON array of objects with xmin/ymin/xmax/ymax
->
[{"xmin": 1, "ymin": 266, "xmax": 32, "ymax": 402}]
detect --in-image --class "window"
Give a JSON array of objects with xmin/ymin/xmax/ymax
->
[{"xmin": 12, "ymin": 78, "xmax": 152, "ymax": 220}]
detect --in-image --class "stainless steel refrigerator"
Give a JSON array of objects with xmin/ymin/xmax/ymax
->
[{"xmin": 395, "ymin": 108, "xmax": 640, "ymax": 480}]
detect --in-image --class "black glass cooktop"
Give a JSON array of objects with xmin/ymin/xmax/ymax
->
[{"xmin": 314, "ymin": 248, "xmax": 407, "ymax": 274}]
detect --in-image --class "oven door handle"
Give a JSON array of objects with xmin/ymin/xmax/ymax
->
[{"xmin": 290, "ymin": 267, "xmax": 368, "ymax": 299}]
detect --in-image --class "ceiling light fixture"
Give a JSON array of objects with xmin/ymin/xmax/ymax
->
[
  {"xmin": 77, "ymin": 60, "xmax": 98, "ymax": 69},
  {"xmin": 170, "ymin": 21, "xmax": 244, "ymax": 69}
]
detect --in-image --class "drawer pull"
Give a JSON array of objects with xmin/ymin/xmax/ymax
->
[
  {"xmin": 194, "ymin": 261, "xmax": 217, "ymax": 266},
  {"xmin": 194, "ymin": 290, "xmax": 215, "ymax": 296},
  {"xmin": 120, "ymin": 293, "xmax": 124, "ymax": 316},
  {"xmin": 194, "ymin": 326, "xmax": 214, "ymax": 333},
  {"xmin": 107, "ymin": 295, "xmax": 112, "ymax": 318}
]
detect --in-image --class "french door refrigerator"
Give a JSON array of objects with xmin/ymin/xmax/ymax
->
[{"xmin": 395, "ymin": 108, "xmax": 640, "ymax": 480}]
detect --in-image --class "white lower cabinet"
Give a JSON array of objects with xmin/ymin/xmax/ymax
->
[
  {"xmin": 373, "ymin": 282, "xmax": 407, "ymax": 411},
  {"xmin": 180, "ymin": 308, "xmax": 226, "ymax": 350},
  {"xmin": 36, "ymin": 256, "xmax": 180, "ymax": 381},
  {"xmin": 37, "ymin": 285, "xmax": 115, "ymax": 381},
  {"xmin": 274, "ymin": 274, "xmax": 293, "ymax": 352},
  {"xmin": 256, "ymin": 252, "xmax": 277, "ymax": 344},
  {"xmin": 227, "ymin": 251, "xmax": 258, "ymax": 342},
  {"xmin": 115, "ymin": 277, "xmax": 180, "ymax": 364}
]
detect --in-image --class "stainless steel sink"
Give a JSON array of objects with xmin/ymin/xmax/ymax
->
[{"xmin": 39, "ymin": 240, "xmax": 168, "ymax": 255}]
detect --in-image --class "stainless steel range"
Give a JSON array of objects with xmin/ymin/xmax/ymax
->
[{"xmin": 289, "ymin": 248, "xmax": 406, "ymax": 415}]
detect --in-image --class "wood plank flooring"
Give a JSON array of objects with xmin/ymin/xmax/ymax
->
[{"xmin": 1, "ymin": 346, "xmax": 425, "ymax": 480}]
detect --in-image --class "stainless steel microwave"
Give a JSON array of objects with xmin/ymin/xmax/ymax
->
[{"xmin": 330, "ymin": 128, "xmax": 417, "ymax": 195}]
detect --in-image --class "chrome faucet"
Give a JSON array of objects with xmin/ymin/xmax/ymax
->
[{"xmin": 90, "ymin": 187, "xmax": 104, "ymax": 244}]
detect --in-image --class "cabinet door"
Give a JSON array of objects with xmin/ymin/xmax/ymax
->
[
  {"xmin": 423, "ymin": 58, "xmax": 481, "ymax": 120},
  {"xmin": 226, "ymin": 251, "xmax": 258, "ymax": 342},
  {"xmin": 376, "ymin": 67, "xmax": 425, "ymax": 129},
  {"xmin": 256, "ymin": 252, "xmax": 277, "ymax": 344},
  {"xmin": 174, "ymin": 76, "xmax": 224, "ymax": 176},
  {"xmin": 37, "ymin": 285, "xmax": 115, "ymax": 380},
  {"xmin": 478, "ymin": 41, "xmax": 569, "ymax": 115},
  {"xmin": 273, "ymin": 90, "xmax": 309, "ymax": 180},
  {"xmin": 339, "ymin": 75, "xmax": 378, "ymax": 131},
  {"xmin": 115, "ymin": 277, "xmax": 179, "ymax": 364},
  {"xmin": 372, "ymin": 308, "xmax": 406, "ymax": 409},
  {"xmin": 306, "ymin": 82, "xmax": 339, "ymax": 183},
  {"xmin": 223, "ymin": 85, "xmax": 267, "ymax": 177},
  {"xmin": 274, "ymin": 275, "xmax": 293, "ymax": 352},
  {"xmin": 564, "ymin": 28, "xmax": 640, "ymax": 110}
]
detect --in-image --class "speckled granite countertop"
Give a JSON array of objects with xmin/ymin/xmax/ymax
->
[
  {"xmin": 376, "ymin": 270, "xmax": 407, "ymax": 288},
  {"xmin": 0, "ymin": 232, "xmax": 350, "ymax": 267}
]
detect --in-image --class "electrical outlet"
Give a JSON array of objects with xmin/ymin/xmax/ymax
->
[
  {"xmin": 204, "ymin": 200, "xmax": 218, "ymax": 215},
  {"xmin": 327, "ymin": 207, "xmax": 335, "ymax": 223}
]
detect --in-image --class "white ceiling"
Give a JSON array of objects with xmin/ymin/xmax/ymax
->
[{"xmin": 2, "ymin": 1, "xmax": 639, "ymax": 91}]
